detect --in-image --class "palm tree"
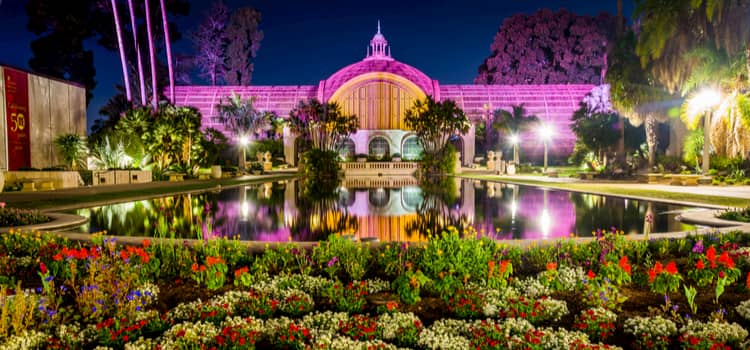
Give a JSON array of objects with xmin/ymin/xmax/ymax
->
[
  {"xmin": 159, "ymin": 0, "xmax": 175, "ymax": 102},
  {"xmin": 216, "ymin": 94, "xmax": 272, "ymax": 168},
  {"xmin": 607, "ymin": 30, "xmax": 674, "ymax": 169},
  {"xmin": 110, "ymin": 0, "xmax": 132, "ymax": 102},
  {"xmin": 54, "ymin": 134, "xmax": 89, "ymax": 170},
  {"xmin": 144, "ymin": 0, "xmax": 158, "ymax": 110},
  {"xmin": 127, "ymin": 0, "xmax": 147, "ymax": 106},
  {"xmin": 491, "ymin": 104, "xmax": 539, "ymax": 164}
]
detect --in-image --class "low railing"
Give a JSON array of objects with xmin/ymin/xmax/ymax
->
[{"xmin": 340, "ymin": 162, "xmax": 418, "ymax": 175}]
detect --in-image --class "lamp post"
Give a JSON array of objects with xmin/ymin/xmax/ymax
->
[
  {"xmin": 508, "ymin": 134, "xmax": 520, "ymax": 165},
  {"xmin": 238, "ymin": 135, "xmax": 249, "ymax": 171},
  {"xmin": 538, "ymin": 124, "xmax": 554, "ymax": 173},
  {"xmin": 692, "ymin": 88, "xmax": 721, "ymax": 174}
]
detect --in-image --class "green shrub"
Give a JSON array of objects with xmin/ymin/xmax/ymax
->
[{"xmin": 0, "ymin": 207, "xmax": 50, "ymax": 227}]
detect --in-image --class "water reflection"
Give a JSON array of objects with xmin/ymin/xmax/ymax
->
[{"xmin": 73, "ymin": 178, "xmax": 697, "ymax": 242}]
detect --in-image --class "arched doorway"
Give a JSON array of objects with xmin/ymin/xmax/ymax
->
[
  {"xmin": 368, "ymin": 137, "xmax": 390, "ymax": 160},
  {"xmin": 401, "ymin": 136, "xmax": 423, "ymax": 160},
  {"xmin": 337, "ymin": 138, "xmax": 355, "ymax": 160},
  {"xmin": 449, "ymin": 135, "xmax": 464, "ymax": 164}
]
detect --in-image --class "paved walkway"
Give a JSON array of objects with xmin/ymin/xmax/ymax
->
[
  {"xmin": 0, "ymin": 171, "xmax": 296, "ymax": 210},
  {"xmin": 461, "ymin": 171, "xmax": 750, "ymax": 201}
]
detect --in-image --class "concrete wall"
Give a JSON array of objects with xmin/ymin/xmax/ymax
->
[{"xmin": 0, "ymin": 66, "xmax": 86, "ymax": 170}]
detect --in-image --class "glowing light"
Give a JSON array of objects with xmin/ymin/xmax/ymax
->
[
  {"xmin": 239, "ymin": 136, "xmax": 249, "ymax": 146},
  {"xmin": 540, "ymin": 209, "xmax": 551, "ymax": 237},
  {"xmin": 240, "ymin": 201, "xmax": 249, "ymax": 219},
  {"xmin": 508, "ymin": 134, "xmax": 520, "ymax": 145},
  {"xmin": 538, "ymin": 124, "xmax": 554, "ymax": 141}
]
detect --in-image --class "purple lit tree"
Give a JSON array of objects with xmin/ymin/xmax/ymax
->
[
  {"xmin": 127, "ymin": 0, "xmax": 147, "ymax": 106},
  {"xmin": 223, "ymin": 7, "xmax": 264, "ymax": 85},
  {"xmin": 192, "ymin": 1, "xmax": 229, "ymax": 85},
  {"xmin": 110, "ymin": 0, "xmax": 132, "ymax": 102},
  {"xmin": 160, "ymin": 0, "xmax": 175, "ymax": 102},
  {"xmin": 475, "ymin": 9, "xmax": 616, "ymax": 84}
]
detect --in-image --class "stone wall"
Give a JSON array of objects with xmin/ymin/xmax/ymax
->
[{"xmin": 0, "ymin": 66, "xmax": 86, "ymax": 170}]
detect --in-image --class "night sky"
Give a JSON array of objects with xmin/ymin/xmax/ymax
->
[{"xmin": 0, "ymin": 0, "xmax": 634, "ymax": 131}]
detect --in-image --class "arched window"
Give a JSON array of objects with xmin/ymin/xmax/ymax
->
[
  {"xmin": 337, "ymin": 138, "xmax": 355, "ymax": 160},
  {"xmin": 368, "ymin": 188, "xmax": 390, "ymax": 208},
  {"xmin": 401, "ymin": 136, "xmax": 423, "ymax": 160},
  {"xmin": 368, "ymin": 137, "xmax": 390, "ymax": 159}
]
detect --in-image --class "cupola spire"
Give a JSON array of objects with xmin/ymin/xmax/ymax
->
[{"xmin": 365, "ymin": 20, "xmax": 392, "ymax": 60}]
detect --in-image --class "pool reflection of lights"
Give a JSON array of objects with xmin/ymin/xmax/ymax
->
[{"xmin": 540, "ymin": 209, "xmax": 551, "ymax": 237}]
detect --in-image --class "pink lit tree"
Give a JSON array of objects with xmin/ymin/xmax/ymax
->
[
  {"xmin": 160, "ymin": 0, "xmax": 175, "ymax": 102},
  {"xmin": 475, "ymin": 9, "xmax": 616, "ymax": 85},
  {"xmin": 127, "ymin": 0, "xmax": 147, "ymax": 106},
  {"xmin": 109, "ymin": 0, "xmax": 132, "ymax": 102}
]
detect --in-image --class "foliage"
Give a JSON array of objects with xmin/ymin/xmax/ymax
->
[
  {"xmin": 193, "ymin": 127, "xmax": 229, "ymax": 167},
  {"xmin": 299, "ymin": 149, "xmax": 341, "ymax": 188},
  {"xmin": 476, "ymin": 9, "xmax": 616, "ymax": 85},
  {"xmin": 223, "ymin": 7, "xmax": 264, "ymax": 85},
  {"xmin": 53, "ymin": 134, "xmax": 88, "ymax": 170},
  {"xmin": 288, "ymin": 99, "xmax": 358, "ymax": 152},
  {"xmin": 89, "ymin": 135, "xmax": 137, "ymax": 170},
  {"xmin": 324, "ymin": 281, "xmax": 369, "ymax": 313},
  {"xmin": 217, "ymin": 93, "xmax": 274, "ymax": 141},
  {"xmin": 404, "ymin": 96, "xmax": 469, "ymax": 157},
  {"xmin": 191, "ymin": 1, "xmax": 229, "ymax": 85},
  {"xmin": 26, "ymin": 0, "xmax": 189, "ymax": 103},
  {"xmin": 392, "ymin": 269, "xmax": 430, "ymax": 305},
  {"xmin": 682, "ymin": 128, "xmax": 705, "ymax": 170},
  {"xmin": 570, "ymin": 88, "xmax": 620, "ymax": 162},
  {"xmin": 490, "ymin": 104, "xmax": 539, "ymax": 162},
  {"xmin": 0, "ymin": 207, "xmax": 50, "ymax": 227},
  {"xmin": 718, "ymin": 207, "xmax": 750, "ymax": 223}
]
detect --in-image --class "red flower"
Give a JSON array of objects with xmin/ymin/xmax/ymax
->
[
  {"xmin": 53, "ymin": 253, "xmax": 63, "ymax": 261},
  {"xmin": 706, "ymin": 246, "xmax": 717, "ymax": 268},
  {"xmin": 39, "ymin": 262, "xmax": 48, "ymax": 274},
  {"xmin": 696, "ymin": 259, "xmax": 705, "ymax": 270},
  {"xmin": 587, "ymin": 270, "xmax": 596, "ymax": 280},
  {"xmin": 142, "ymin": 239, "xmax": 151, "ymax": 248},
  {"xmin": 191, "ymin": 263, "xmax": 199, "ymax": 272},
  {"xmin": 746, "ymin": 272, "xmax": 750, "ymax": 290},
  {"xmin": 665, "ymin": 261, "xmax": 678, "ymax": 275},
  {"xmin": 234, "ymin": 266, "xmax": 249, "ymax": 278},
  {"xmin": 719, "ymin": 271, "xmax": 725, "ymax": 278},
  {"xmin": 546, "ymin": 262, "xmax": 557, "ymax": 271},
  {"xmin": 618, "ymin": 256, "xmax": 631, "ymax": 275},
  {"xmin": 718, "ymin": 251, "xmax": 735, "ymax": 269}
]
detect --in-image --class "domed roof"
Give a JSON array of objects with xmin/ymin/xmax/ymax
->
[
  {"xmin": 322, "ymin": 59, "xmax": 435, "ymax": 101},
  {"xmin": 321, "ymin": 22, "xmax": 435, "ymax": 100}
]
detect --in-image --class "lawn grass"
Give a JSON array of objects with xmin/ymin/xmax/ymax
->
[
  {"xmin": 461, "ymin": 174, "xmax": 749, "ymax": 208},
  {"xmin": 6, "ymin": 174, "xmax": 297, "ymax": 211}
]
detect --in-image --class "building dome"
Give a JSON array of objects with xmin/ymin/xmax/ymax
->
[{"xmin": 321, "ymin": 21, "xmax": 435, "ymax": 100}]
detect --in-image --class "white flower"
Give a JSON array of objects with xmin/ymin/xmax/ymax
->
[
  {"xmin": 0, "ymin": 330, "xmax": 48, "ymax": 350},
  {"xmin": 679, "ymin": 320, "xmax": 748, "ymax": 345}
]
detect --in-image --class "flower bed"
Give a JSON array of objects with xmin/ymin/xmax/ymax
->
[
  {"xmin": 3, "ymin": 228, "xmax": 750, "ymax": 348},
  {"xmin": 0, "ymin": 204, "xmax": 50, "ymax": 227}
]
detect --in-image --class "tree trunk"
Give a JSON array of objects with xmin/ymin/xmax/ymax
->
[
  {"xmin": 144, "ymin": 0, "xmax": 158, "ymax": 110},
  {"xmin": 615, "ymin": 0, "xmax": 625, "ymax": 164},
  {"xmin": 111, "ymin": 0, "xmax": 132, "ymax": 102},
  {"xmin": 645, "ymin": 114, "xmax": 657, "ymax": 169},
  {"xmin": 159, "ymin": 0, "xmax": 175, "ymax": 103},
  {"xmin": 127, "ymin": 0, "xmax": 147, "ymax": 106}
]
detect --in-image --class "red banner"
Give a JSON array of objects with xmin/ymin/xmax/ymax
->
[{"xmin": 4, "ymin": 68, "xmax": 31, "ymax": 170}]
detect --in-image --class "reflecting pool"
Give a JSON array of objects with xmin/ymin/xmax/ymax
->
[{"xmin": 71, "ymin": 178, "xmax": 697, "ymax": 242}]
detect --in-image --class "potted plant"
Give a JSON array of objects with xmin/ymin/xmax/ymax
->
[
  {"xmin": 391, "ymin": 153, "xmax": 402, "ymax": 162},
  {"xmin": 355, "ymin": 153, "xmax": 368, "ymax": 162}
]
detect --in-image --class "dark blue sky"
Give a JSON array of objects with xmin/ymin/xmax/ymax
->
[{"xmin": 0, "ymin": 0, "xmax": 634, "ymax": 131}]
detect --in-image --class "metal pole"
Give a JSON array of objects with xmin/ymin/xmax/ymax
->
[
  {"xmin": 543, "ymin": 141, "xmax": 548, "ymax": 173},
  {"xmin": 702, "ymin": 110, "xmax": 711, "ymax": 174}
]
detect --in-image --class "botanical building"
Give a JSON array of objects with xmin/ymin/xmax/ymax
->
[{"xmin": 175, "ymin": 24, "xmax": 596, "ymax": 165}]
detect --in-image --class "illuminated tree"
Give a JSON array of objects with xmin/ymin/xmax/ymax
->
[
  {"xmin": 476, "ymin": 9, "xmax": 616, "ymax": 84},
  {"xmin": 404, "ymin": 96, "xmax": 469, "ymax": 156},
  {"xmin": 192, "ymin": 1, "xmax": 229, "ymax": 85},
  {"xmin": 223, "ymin": 7, "xmax": 264, "ymax": 85},
  {"xmin": 491, "ymin": 104, "xmax": 539, "ymax": 164},
  {"xmin": 288, "ymin": 99, "xmax": 358, "ymax": 152}
]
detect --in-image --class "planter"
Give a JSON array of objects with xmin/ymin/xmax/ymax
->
[
  {"xmin": 211, "ymin": 165, "xmax": 222, "ymax": 179},
  {"xmin": 356, "ymin": 157, "xmax": 367, "ymax": 163}
]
